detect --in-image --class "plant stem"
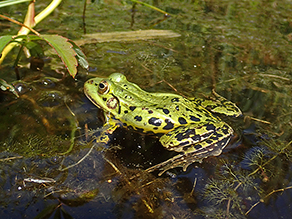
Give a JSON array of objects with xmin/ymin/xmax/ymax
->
[
  {"xmin": 34, "ymin": 0, "xmax": 62, "ymax": 26},
  {"xmin": 129, "ymin": 0, "xmax": 170, "ymax": 15},
  {"xmin": 0, "ymin": 14, "xmax": 40, "ymax": 36},
  {"xmin": 0, "ymin": 0, "xmax": 62, "ymax": 64}
]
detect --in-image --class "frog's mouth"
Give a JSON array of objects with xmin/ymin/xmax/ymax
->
[
  {"xmin": 84, "ymin": 88, "xmax": 102, "ymax": 109},
  {"xmin": 89, "ymin": 97, "xmax": 102, "ymax": 109}
]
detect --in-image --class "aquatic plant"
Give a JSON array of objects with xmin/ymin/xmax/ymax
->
[{"xmin": 0, "ymin": 0, "xmax": 88, "ymax": 97}]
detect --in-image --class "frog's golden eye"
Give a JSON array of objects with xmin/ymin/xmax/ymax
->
[{"xmin": 98, "ymin": 81, "xmax": 109, "ymax": 94}]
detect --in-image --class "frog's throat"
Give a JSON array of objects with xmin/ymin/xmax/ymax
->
[{"xmin": 85, "ymin": 92, "xmax": 102, "ymax": 109}]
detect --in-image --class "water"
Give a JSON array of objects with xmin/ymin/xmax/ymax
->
[{"xmin": 0, "ymin": 0, "xmax": 292, "ymax": 218}]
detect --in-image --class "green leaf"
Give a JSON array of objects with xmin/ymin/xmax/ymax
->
[
  {"xmin": 0, "ymin": 35, "xmax": 14, "ymax": 56},
  {"xmin": 25, "ymin": 41, "xmax": 44, "ymax": 57},
  {"xmin": 0, "ymin": 78, "xmax": 19, "ymax": 97},
  {"xmin": 1, "ymin": 35, "xmax": 79, "ymax": 77},
  {"xmin": 68, "ymin": 39, "xmax": 89, "ymax": 70},
  {"xmin": 14, "ymin": 35, "xmax": 42, "ymax": 41},
  {"xmin": 42, "ymin": 35, "xmax": 78, "ymax": 78}
]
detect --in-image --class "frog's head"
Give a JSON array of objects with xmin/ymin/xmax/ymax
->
[{"xmin": 84, "ymin": 73, "xmax": 127, "ymax": 114}]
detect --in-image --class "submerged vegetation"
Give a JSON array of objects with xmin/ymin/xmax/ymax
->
[{"xmin": 0, "ymin": 0, "xmax": 292, "ymax": 218}]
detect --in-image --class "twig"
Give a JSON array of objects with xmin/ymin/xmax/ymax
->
[
  {"xmin": 0, "ymin": 156, "xmax": 23, "ymax": 161},
  {"xmin": 226, "ymin": 198, "xmax": 231, "ymax": 219},
  {"xmin": 245, "ymin": 185, "xmax": 292, "ymax": 215},
  {"xmin": 59, "ymin": 145, "xmax": 95, "ymax": 171},
  {"xmin": 190, "ymin": 177, "xmax": 197, "ymax": 196},
  {"xmin": 244, "ymin": 116, "xmax": 271, "ymax": 125},
  {"xmin": 103, "ymin": 156, "xmax": 122, "ymax": 174},
  {"xmin": 0, "ymin": 14, "xmax": 40, "ymax": 36}
]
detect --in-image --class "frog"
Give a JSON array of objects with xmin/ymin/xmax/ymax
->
[{"xmin": 84, "ymin": 73, "xmax": 242, "ymax": 175}]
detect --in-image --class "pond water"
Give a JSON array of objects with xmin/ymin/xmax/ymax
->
[{"xmin": 1, "ymin": 0, "xmax": 292, "ymax": 218}]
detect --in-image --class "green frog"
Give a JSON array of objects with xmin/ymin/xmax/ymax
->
[{"xmin": 84, "ymin": 73, "xmax": 242, "ymax": 175}]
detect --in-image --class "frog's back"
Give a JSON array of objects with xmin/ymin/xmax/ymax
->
[
  {"xmin": 105, "ymin": 73, "xmax": 220, "ymax": 134},
  {"xmin": 117, "ymin": 91, "xmax": 218, "ymax": 134}
]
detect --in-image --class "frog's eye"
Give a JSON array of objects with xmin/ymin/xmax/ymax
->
[{"xmin": 98, "ymin": 81, "xmax": 109, "ymax": 94}]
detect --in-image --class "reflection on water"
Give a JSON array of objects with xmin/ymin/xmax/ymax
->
[{"xmin": 1, "ymin": 0, "xmax": 292, "ymax": 218}]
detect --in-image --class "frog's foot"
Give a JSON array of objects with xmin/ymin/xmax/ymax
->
[
  {"xmin": 91, "ymin": 122, "xmax": 121, "ymax": 145},
  {"xmin": 145, "ymin": 154, "xmax": 192, "ymax": 176},
  {"xmin": 145, "ymin": 152, "xmax": 203, "ymax": 176}
]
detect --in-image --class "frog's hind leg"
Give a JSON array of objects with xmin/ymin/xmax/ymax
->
[
  {"xmin": 181, "ymin": 122, "xmax": 233, "ymax": 157},
  {"xmin": 145, "ymin": 153, "xmax": 187, "ymax": 176},
  {"xmin": 193, "ymin": 90, "xmax": 242, "ymax": 117},
  {"xmin": 150, "ymin": 123, "xmax": 234, "ymax": 175},
  {"xmin": 146, "ymin": 134, "xmax": 229, "ymax": 176},
  {"xmin": 159, "ymin": 121, "xmax": 232, "ymax": 153},
  {"xmin": 159, "ymin": 123, "xmax": 215, "ymax": 152}
]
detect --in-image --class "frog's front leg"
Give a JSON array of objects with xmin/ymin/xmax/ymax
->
[
  {"xmin": 194, "ymin": 90, "xmax": 242, "ymax": 117},
  {"xmin": 94, "ymin": 118, "xmax": 121, "ymax": 144}
]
